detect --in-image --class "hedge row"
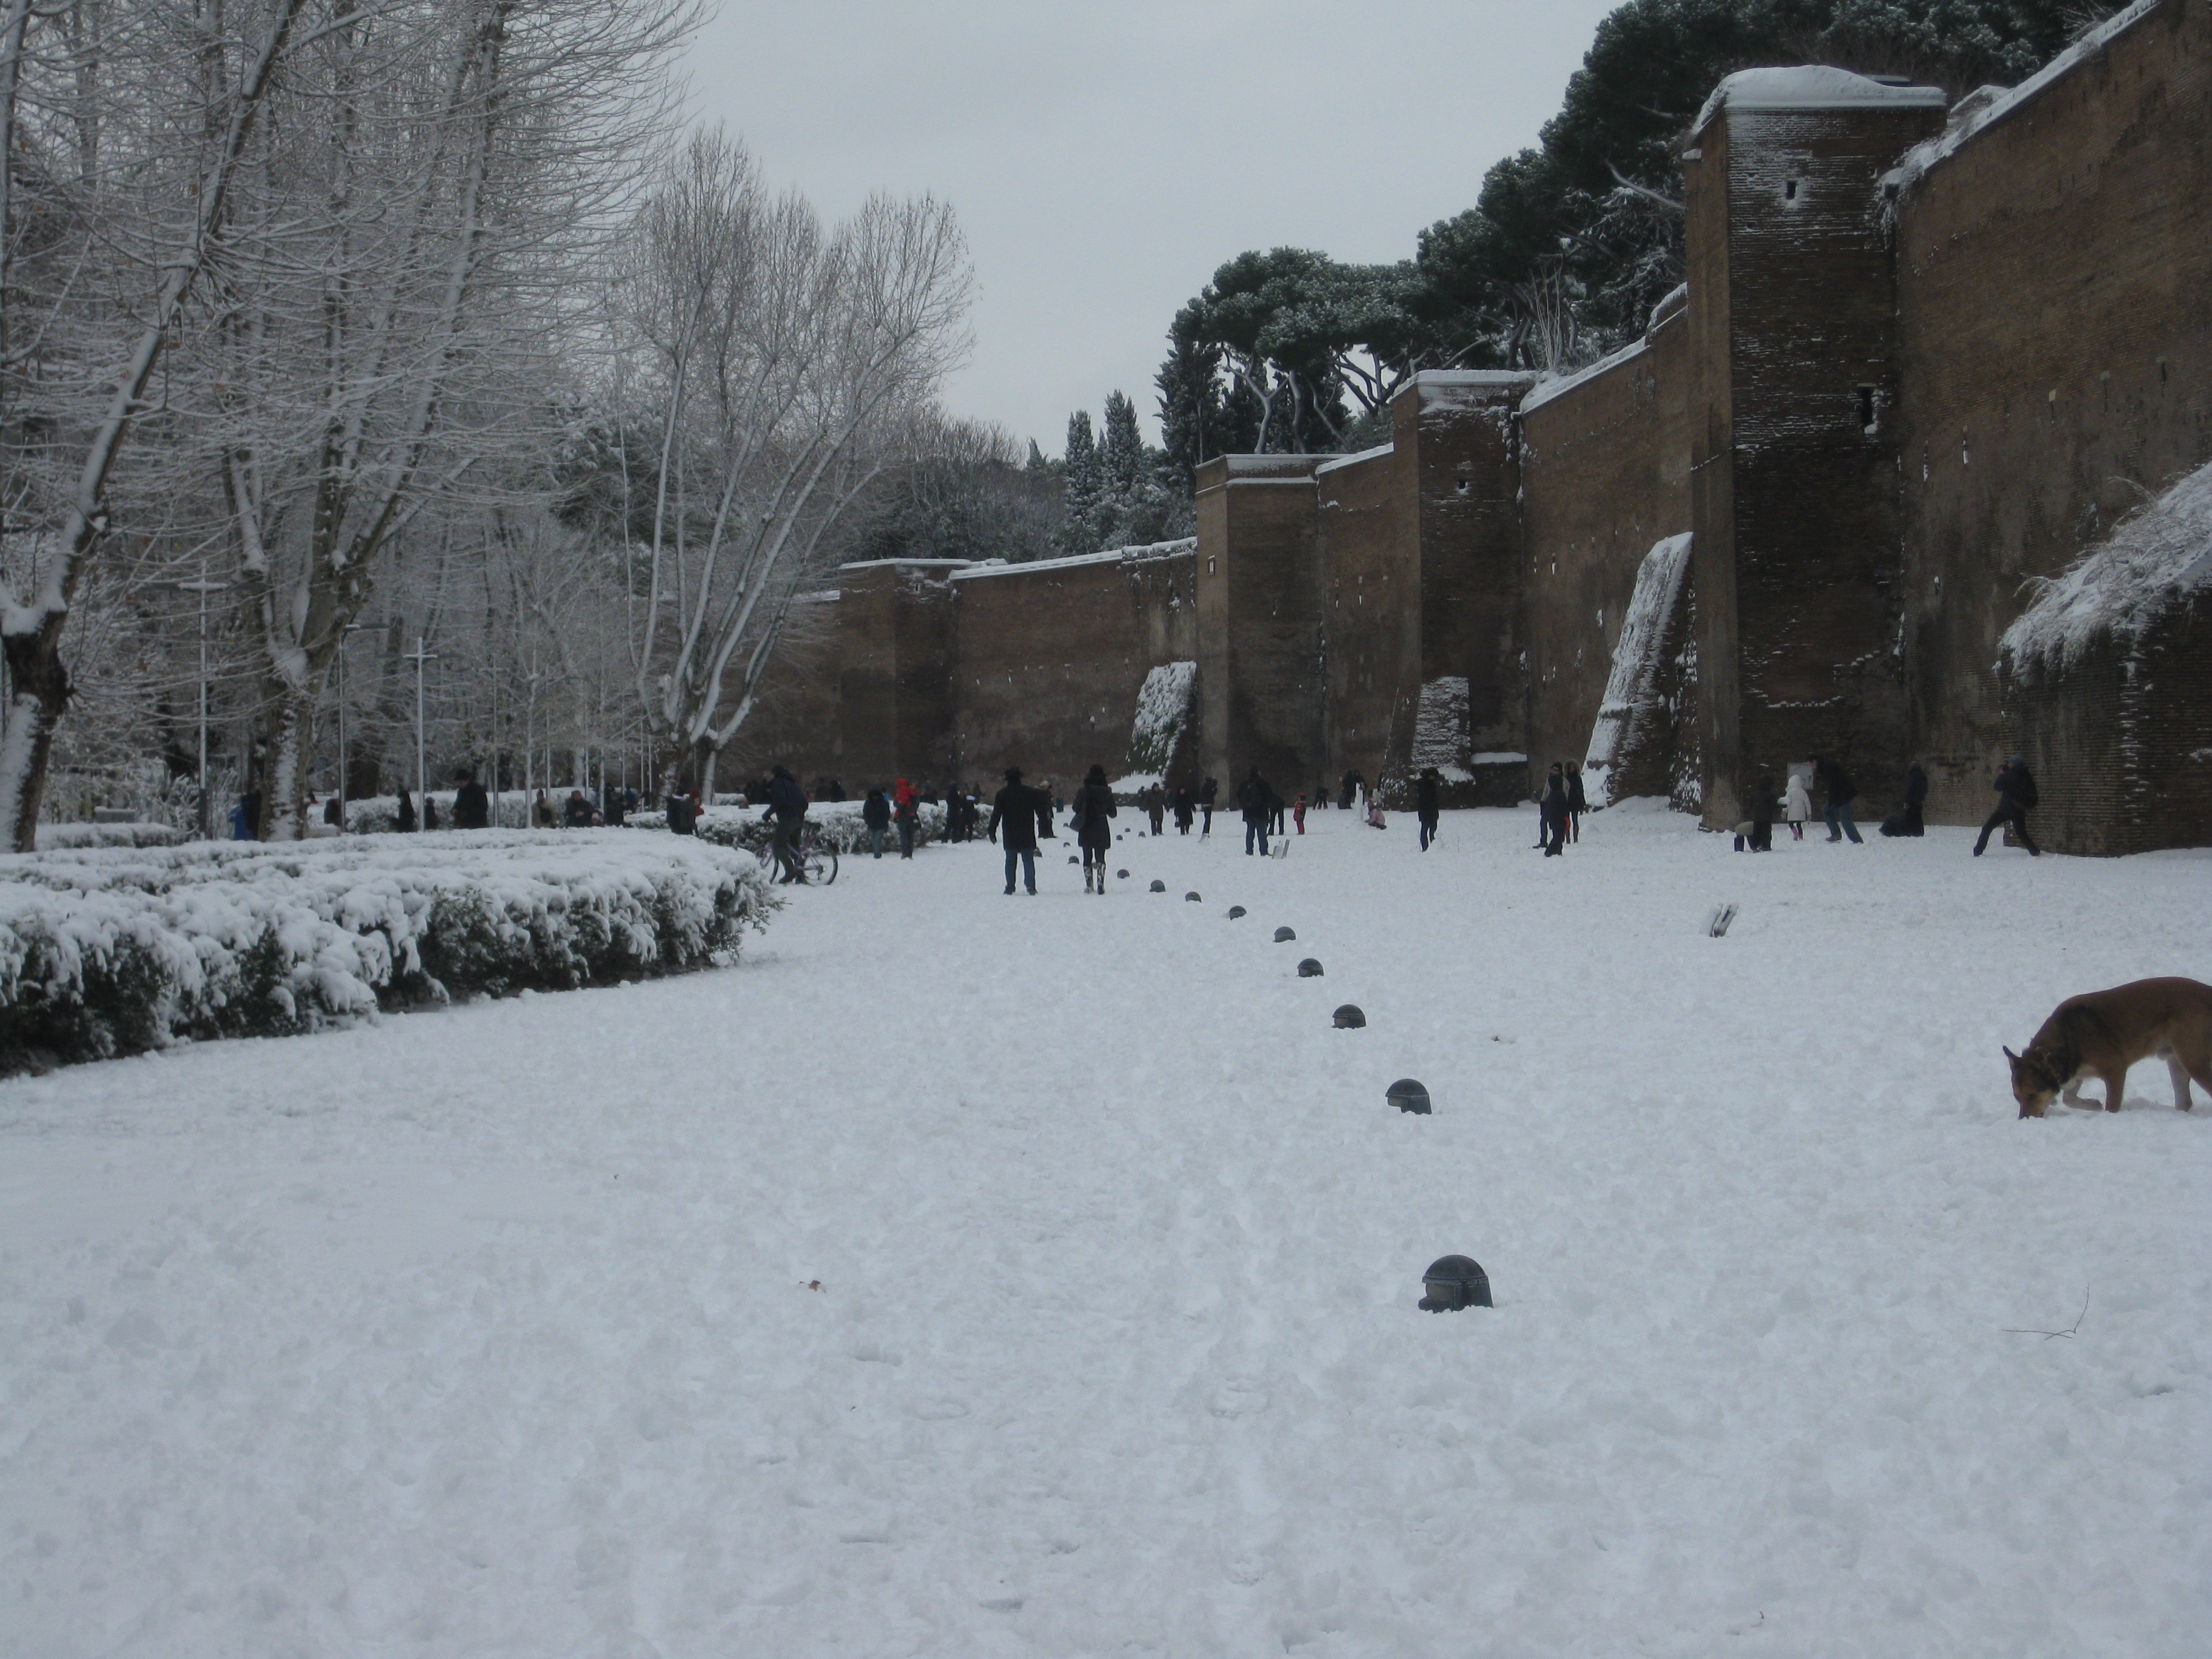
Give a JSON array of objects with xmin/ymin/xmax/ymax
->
[{"xmin": 0, "ymin": 831, "xmax": 779, "ymax": 1073}]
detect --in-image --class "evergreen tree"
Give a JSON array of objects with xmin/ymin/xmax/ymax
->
[
  {"xmin": 1101, "ymin": 392, "xmax": 1145, "ymax": 499},
  {"xmin": 1062, "ymin": 410, "xmax": 1102, "ymax": 549},
  {"xmin": 1155, "ymin": 332, "xmax": 1225, "ymax": 487}
]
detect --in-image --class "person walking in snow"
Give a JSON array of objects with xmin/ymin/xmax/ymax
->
[
  {"xmin": 1339, "ymin": 769, "xmax": 1362, "ymax": 811},
  {"xmin": 987, "ymin": 766, "xmax": 1050, "ymax": 894},
  {"xmin": 1972, "ymin": 756, "xmax": 2040, "ymax": 857},
  {"xmin": 422, "ymin": 793, "xmax": 440, "ymax": 831},
  {"xmin": 390, "ymin": 787, "xmax": 412, "ymax": 834},
  {"xmin": 1565, "ymin": 760, "xmax": 1588, "ymax": 843},
  {"xmin": 1293, "ymin": 793, "xmax": 1308, "ymax": 835},
  {"xmin": 1735, "ymin": 774, "xmax": 1777, "ymax": 851},
  {"xmin": 893, "ymin": 776, "xmax": 919, "ymax": 859},
  {"xmin": 767, "ymin": 765, "xmax": 809, "ymax": 880},
  {"xmin": 1238, "ymin": 766, "xmax": 1272, "ymax": 856},
  {"xmin": 453, "ymin": 769, "xmax": 489, "ymax": 830},
  {"xmin": 1198, "ymin": 775, "xmax": 1218, "ymax": 837},
  {"xmin": 1074, "ymin": 764, "xmax": 1118, "ymax": 893},
  {"xmin": 1811, "ymin": 753, "xmax": 1863, "ymax": 843},
  {"xmin": 1540, "ymin": 762, "xmax": 1569, "ymax": 856},
  {"xmin": 665, "ymin": 788, "xmax": 696, "ymax": 836},
  {"xmin": 1172, "ymin": 786, "xmax": 1194, "ymax": 835},
  {"xmin": 1269, "ymin": 785, "xmax": 1286, "ymax": 839},
  {"xmin": 1783, "ymin": 769, "xmax": 1812, "ymax": 840},
  {"xmin": 862, "ymin": 786, "xmax": 891, "ymax": 857},
  {"xmin": 1416, "ymin": 766, "xmax": 1442, "ymax": 851}
]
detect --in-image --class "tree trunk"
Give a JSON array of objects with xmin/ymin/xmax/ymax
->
[{"xmin": 0, "ymin": 620, "xmax": 70, "ymax": 851}]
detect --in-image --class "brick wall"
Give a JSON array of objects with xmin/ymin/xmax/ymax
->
[
  {"xmin": 724, "ymin": 592, "xmax": 843, "ymax": 788},
  {"xmin": 1195, "ymin": 455, "xmax": 1329, "ymax": 797},
  {"xmin": 1521, "ymin": 341, "xmax": 1670, "ymax": 793},
  {"xmin": 948, "ymin": 543, "xmax": 1197, "ymax": 793},
  {"xmin": 1315, "ymin": 441, "xmax": 1414, "ymax": 799},
  {"xmin": 1894, "ymin": 0, "xmax": 2212, "ymax": 825},
  {"xmin": 835, "ymin": 561, "xmax": 962, "ymax": 786}
]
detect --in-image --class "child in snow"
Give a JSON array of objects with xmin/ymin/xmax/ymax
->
[
  {"xmin": 1293, "ymin": 793, "xmax": 1307, "ymax": 834},
  {"xmin": 1783, "ymin": 770, "xmax": 1812, "ymax": 841}
]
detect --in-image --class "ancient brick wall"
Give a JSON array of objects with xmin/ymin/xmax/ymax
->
[
  {"xmin": 723, "ymin": 592, "xmax": 844, "ymax": 788},
  {"xmin": 1894, "ymin": 0, "xmax": 2212, "ymax": 825},
  {"xmin": 835, "ymin": 561, "xmax": 963, "ymax": 786},
  {"xmin": 1195, "ymin": 455, "xmax": 1329, "ymax": 797},
  {"xmin": 1694, "ymin": 79, "xmax": 1946, "ymax": 828},
  {"xmin": 1411, "ymin": 372, "xmax": 1537, "ymax": 802},
  {"xmin": 1521, "ymin": 341, "xmax": 1671, "ymax": 794},
  {"xmin": 948, "ymin": 543, "xmax": 1197, "ymax": 793},
  {"xmin": 1315, "ymin": 441, "xmax": 1415, "ymax": 802}
]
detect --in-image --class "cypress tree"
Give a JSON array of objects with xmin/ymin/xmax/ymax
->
[{"xmin": 1064, "ymin": 410, "xmax": 1101, "ymax": 521}]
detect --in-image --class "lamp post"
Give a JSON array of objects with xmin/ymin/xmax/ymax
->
[
  {"xmin": 402, "ymin": 636, "xmax": 440, "ymax": 827},
  {"xmin": 143, "ymin": 563, "xmax": 235, "ymax": 840},
  {"xmin": 334, "ymin": 622, "xmax": 373, "ymax": 828}
]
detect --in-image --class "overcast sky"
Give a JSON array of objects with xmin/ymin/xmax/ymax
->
[{"xmin": 684, "ymin": 1, "xmax": 1623, "ymax": 456}]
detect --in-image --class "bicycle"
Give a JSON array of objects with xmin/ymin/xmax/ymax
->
[{"xmin": 760, "ymin": 819, "xmax": 839, "ymax": 886}]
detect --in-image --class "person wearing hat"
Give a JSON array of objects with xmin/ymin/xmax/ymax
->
[{"xmin": 987, "ymin": 766, "xmax": 1051, "ymax": 894}]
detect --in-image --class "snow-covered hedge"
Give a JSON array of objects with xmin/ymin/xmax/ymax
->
[
  {"xmin": 35, "ymin": 822, "xmax": 186, "ymax": 850},
  {"xmin": 0, "ymin": 832, "xmax": 778, "ymax": 1072},
  {"xmin": 627, "ymin": 799, "xmax": 947, "ymax": 855}
]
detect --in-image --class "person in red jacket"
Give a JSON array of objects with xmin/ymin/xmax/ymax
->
[{"xmin": 893, "ymin": 777, "xmax": 920, "ymax": 859}]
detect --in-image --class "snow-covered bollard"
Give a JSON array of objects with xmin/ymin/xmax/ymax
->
[
  {"xmin": 1333, "ymin": 1004, "xmax": 1366, "ymax": 1028},
  {"xmin": 1298, "ymin": 958, "xmax": 1323, "ymax": 977},
  {"xmin": 1228, "ymin": 906, "xmax": 1246, "ymax": 919},
  {"xmin": 1387, "ymin": 1078, "xmax": 1432, "ymax": 1115},
  {"xmin": 1419, "ymin": 1255, "xmax": 1491, "ymax": 1311},
  {"xmin": 1149, "ymin": 879, "xmax": 1166, "ymax": 893},
  {"xmin": 1274, "ymin": 926, "xmax": 1296, "ymax": 943}
]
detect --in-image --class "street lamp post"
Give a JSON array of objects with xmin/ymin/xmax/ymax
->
[
  {"xmin": 402, "ymin": 636, "xmax": 440, "ymax": 828},
  {"xmin": 334, "ymin": 622, "xmax": 373, "ymax": 829},
  {"xmin": 145, "ymin": 564, "xmax": 235, "ymax": 840}
]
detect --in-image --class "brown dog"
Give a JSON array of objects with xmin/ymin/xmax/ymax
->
[{"xmin": 2006, "ymin": 977, "xmax": 2212, "ymax": 1118}]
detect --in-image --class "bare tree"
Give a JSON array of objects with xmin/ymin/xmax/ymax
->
[{"xmin": 620, "ymin": 132, "xmax": 971, "ymax": 797}]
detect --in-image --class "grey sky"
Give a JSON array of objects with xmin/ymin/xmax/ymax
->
[{"xmin": 685, "ymin": 1, "xmax": 1624, "ymax": 455}]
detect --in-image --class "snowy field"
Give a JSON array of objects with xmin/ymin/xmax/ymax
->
[{"xmin": 2, "ymin": 804, "xmax": 2208, "ymax": 1657}]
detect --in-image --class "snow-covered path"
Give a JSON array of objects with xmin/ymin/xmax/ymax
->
[{"xmin": 4, "ymin": 806, "xmax": 2208, "ymax": 1657}]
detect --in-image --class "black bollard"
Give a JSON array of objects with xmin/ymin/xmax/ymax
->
[
  {"xmin": 1386, "ymin": 1078, "xmax": 1432, "ymax": 1115},
  {"xmin": 1419, "ymin": 1255, "xmax": 1492, "ymax": 1311},
  {"xmin": 1297, "ymin": 958, "xmax": 1323, "ymax": 977},
  {"xmin": 1332, "ymin": 1004, "xmax": 1366, "ymax": 1028}
]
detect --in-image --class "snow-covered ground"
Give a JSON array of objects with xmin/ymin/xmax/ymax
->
[{"xmin": 3, "ymin": 804, "xmax": 2208, "ymax": 1657}]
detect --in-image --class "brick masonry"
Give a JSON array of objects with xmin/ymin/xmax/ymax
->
[{"xmin": 739, "ymin": 2, "xmax": 2208, "ymax": 850}]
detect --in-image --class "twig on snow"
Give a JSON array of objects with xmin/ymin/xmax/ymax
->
[{"xmin": 2003, "ymin": 1290, "xmax": 2088, "ymax": 1340}]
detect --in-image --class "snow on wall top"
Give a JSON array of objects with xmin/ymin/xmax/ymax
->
[
  {"xmin": 835, "ymin": 557, "xmax": 973, "ymax": 575},
  {"xmin": 948, "ymin": 538, "xmax": 1195, "ymax": 583},
  {"xmin": 1314, "ymin": 443, "xmax": 1395, "ymax": 479},
  {"xmin": 1413, "ymin": 369, "xmax": 1538, "ymax": 409},
  {"xmin": 1518, "ymin": 338, "xmax": 1650, "ymax": 420},
  {"xmin": 1648, "ymin": 283, "xmax": 1689, "ymax": 332},
  {"xmin": 1218, "ymin": 454, "xmax": 1332, "ymax": 479},
  {"xmin": 1694, "ymin": 65, "xmax": 1944, "ymax": 136},
  {"xmin": 1883, "ymin": 0, "xmax": 2161, "ymax": 195},
  {"xmin": 2000, "ymin": 457, "xmax": 2212, "ymax": 679}
]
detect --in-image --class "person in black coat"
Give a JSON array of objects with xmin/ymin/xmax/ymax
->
[
  {"xmin": 1740, "ymin": 774, "xmax": 1778, "ymax": 851},
  {"xmin": 1881, "ymin": 763, "xmax": 1928, "ymax": 837},
  {"xmin": 1198, "ymin": 776, "xmax": 1217, "ymax": 836},
  {"xmin": 1416, "ymin": 767, "xmax": 1442, "ymax": 851},
  {"xmin": 563, "ymin": 789, "xmax": 594, "ymax": 828},
  {"xmin": 1073, "ymin": 764, "xmax": 1118, "ymax": 893},
  {"xmin": 1811, "ymin": 753, "xmax": 1863, "ymax": 843},
  {"xmin": 987, "ymin": 766, "xmax": 1050, "ymax": 894},
  {"xmin": 1564, "ymin": 761, "xmax": 1588, "ymax": 843},
  {"xmin": 1972, "ymin": 756, "xmax": 2040, "ymax": 856},
  {"xmin": 862, "ymin": 786, "xmax": 892, "ymax": 857},
  {"xmin": 452, "ymin": 769, "xmax": 490, "ymax": 830},
  {"xmin": 1238, "ymin": 766, "xmax": 1272, "ymax": 856},
  {"xmin": 1540, "ymin": 763, "xmax": 1569, "ymax": 856},
  {"xmin": 765, "ymin": 765, "xmax": 809, "ymax": 880},
  {"xmin": 395, "ymin": 788, "xmax": 415, "ymax": 833},
  {"xmin": 1171, "ymin": 787, "xmax": 1194, "ymax": 834},
  {"xmin": 665, "ymin": 789, "xmax": 697, "ymax": 836}
]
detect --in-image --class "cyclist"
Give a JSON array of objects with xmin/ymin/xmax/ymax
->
[{"xmin": 766, "ymin": 765, "xmax": 809, "ymax": 882}]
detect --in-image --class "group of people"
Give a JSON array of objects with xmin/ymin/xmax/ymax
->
[
  {"xmin": 1728, "ymin": 754, "xmax": 2040, "ymax": 855},
  {"xmin": 1534, "ymin": 762, "xmax": 1589, "ymax": 856}
]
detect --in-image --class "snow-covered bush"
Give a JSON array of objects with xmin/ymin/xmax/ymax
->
[
  {"xmin": 35, "ymin": 822, "xmax": 186, "ymax": 850},
  {"xmin": 0, "ymin": 833, "xmax": 778, "ymax": 1071},
  {"xmin": 626, "ymin": 799, "xmax": 947, "ymax": 855}
]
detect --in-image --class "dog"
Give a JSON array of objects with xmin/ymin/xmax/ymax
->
[{"xmin": 2005, "ymin": 977, "xmax": 2212, "ymax": 1118}]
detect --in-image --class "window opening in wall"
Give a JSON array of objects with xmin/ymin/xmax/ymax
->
[
  {"xmin": 1456, "ymin": 478, "xmax": 1470, "ymax": 495},
  {"xmin": 1785, "ymin": 178, "xmax": 1800, "ymax": 201},
  {"xmin": 1857, "ymin": 385, "xmax": 1877, "ymax": 434}
]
